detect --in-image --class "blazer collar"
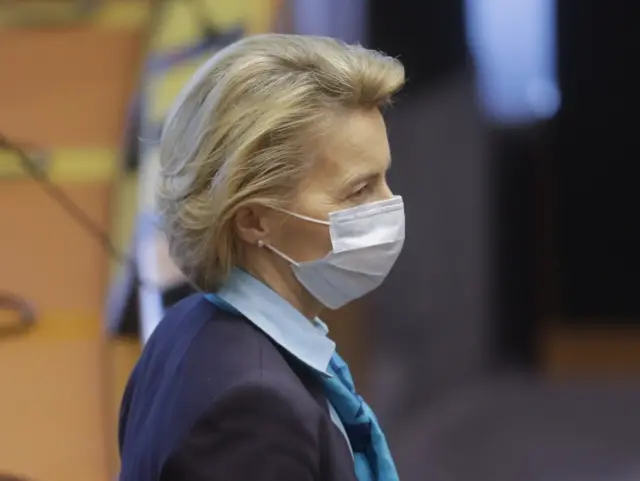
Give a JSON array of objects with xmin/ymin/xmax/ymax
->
[{"xmin": 206, "ymin": 267, "xmax": 335, "ymax": 377}]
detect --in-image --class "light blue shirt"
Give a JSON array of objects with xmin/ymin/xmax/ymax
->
[{"xmin": 205, "ymin": 267, "xmax": 353, "ymax": 455}]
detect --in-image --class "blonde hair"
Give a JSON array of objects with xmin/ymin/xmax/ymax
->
[{"xmin": 157, "ymin": 33, "xmax": 404, "ymax": 291}]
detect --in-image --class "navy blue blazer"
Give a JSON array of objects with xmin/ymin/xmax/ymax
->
[{"xmin": 118, "ymin": 294, "xmax": 357, "ymax": 481}]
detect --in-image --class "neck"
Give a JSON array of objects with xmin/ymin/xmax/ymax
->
[{"xmin": 244, "ymin": 259, "xmax": 323, "ymax": 320}]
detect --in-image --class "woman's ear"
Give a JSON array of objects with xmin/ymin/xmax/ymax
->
[{"xmin": 233, "ymin": 204, "xmax": 271, "ymax": 246}]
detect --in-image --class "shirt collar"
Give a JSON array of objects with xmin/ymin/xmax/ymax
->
[{"xmin": 208, "ymin": 267, "xmax": 335, "ymax": 376}]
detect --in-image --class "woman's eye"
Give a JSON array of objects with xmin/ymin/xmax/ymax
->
[{"xmin": 350, "ymin": 183, "xmax": 370, "ymax": 199}]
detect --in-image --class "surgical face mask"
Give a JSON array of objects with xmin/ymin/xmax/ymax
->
[{"xmin": 259, "ymin": 196, "xmax": 405, "ymax": 309}]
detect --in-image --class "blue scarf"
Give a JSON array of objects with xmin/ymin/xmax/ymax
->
[
  {"xmin": 204, "ymin": 293, "xmax": 398, "ymax": 481},
  {"xmin": 324, "ymin": 351, "xmax": 399, "ymax": 481}
]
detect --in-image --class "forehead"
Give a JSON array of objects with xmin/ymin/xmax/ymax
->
[{"xmin": 310, "ymin": 108, "xmax": 391, "ymax": 183}]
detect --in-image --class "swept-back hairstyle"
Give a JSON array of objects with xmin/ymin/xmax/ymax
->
[{"xmin": 157, "ymin": 34, "xmax": 404, "ymax": 291}]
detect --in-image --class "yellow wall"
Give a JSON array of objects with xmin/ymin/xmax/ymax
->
[
  {"xmin": 0, "ymin": 2, "xmax": 283, "ymax": 480},
  {"xmin": 0, "ymin": 3, "xmax": 146, "ymax": 480}
]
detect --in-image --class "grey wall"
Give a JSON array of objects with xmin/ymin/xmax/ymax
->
[{"xmin": 370, "ymin": 69, "xmax": 496, "ymax": 421}]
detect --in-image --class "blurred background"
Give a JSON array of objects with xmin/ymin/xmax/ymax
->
[{"xmin": 1, "ymin": 1, "xmax": 639, "ymax": 480}]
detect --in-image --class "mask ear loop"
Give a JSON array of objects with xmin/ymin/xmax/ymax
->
[
  {"xmin": 272, "ymin": 208, "xmax": 330, "ymax": 226},
  {"xmin": 257, "ymin": 239, "xmax": 301, "ymax": 266}
]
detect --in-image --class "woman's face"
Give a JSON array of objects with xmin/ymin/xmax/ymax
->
[{"xmin": 270, "ymin": 107, "xmax": 393, "ymax": 264}]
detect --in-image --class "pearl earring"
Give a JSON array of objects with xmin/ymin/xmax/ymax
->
[{"xmin": 257, "ymin": 240, "xmax": 264, "ymax": 247}]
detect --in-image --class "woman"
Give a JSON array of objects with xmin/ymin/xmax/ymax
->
[{"xmin": 119, "ymin": 33, "xmax": 405, "ymax": 481}]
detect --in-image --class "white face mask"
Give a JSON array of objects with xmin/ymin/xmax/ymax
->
[{"xmin": 259, "ymin": 196, "xmax": 405, "ymax": 309}]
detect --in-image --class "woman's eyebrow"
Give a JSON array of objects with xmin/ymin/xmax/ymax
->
[{"xmin": 342, "ymin": 171, "xmax": 379, "ymax": 191}]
